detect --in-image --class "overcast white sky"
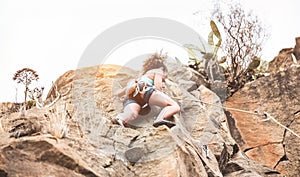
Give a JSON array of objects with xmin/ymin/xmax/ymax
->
[{"xmin": 0, "ymin": 0, "xmax": 299, "ymax": 102}]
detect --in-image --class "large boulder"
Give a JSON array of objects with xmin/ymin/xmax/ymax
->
[
  {"xmin": 0, "ymin": 135, "xmax": 105, "ymax": 177},
  {"xmin": 0, "ymin": 63, "xmax": 283, "ymax": 176},
  {"xmin": 225, "ymin": 65, "xmax": 300, "ymax": 176}
]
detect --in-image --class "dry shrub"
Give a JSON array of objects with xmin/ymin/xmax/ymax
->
[{"xmin": 47, "ymin": 103, "xmax": 69, "ymax": 139}]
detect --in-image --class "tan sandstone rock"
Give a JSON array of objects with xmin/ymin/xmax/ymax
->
[
  {"xmin": 0, "ymin": 62, "xmax": 284, "ymax": 176},
  {"xmin": 226, "ymin": 65, "xmax": 300, "ymax": 176}
]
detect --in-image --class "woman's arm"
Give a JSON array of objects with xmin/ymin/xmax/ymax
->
[
  {"xmin": 114, "ymin": 87, "xmax": 127, "ymax": 97},
  {"xmin": 153, "ymin": 72, "xmax": 164, "ymax": 91},
  {"xmin": 114, "ymin": 79, "xmax": 138, "ymax": 97}
]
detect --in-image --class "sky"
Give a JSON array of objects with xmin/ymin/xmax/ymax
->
[{"xmin": 0, "ymin": 0, "xmax": 299, "ymax": 102}]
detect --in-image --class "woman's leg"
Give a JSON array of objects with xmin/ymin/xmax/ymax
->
[
  {"xmin": 117, "ymin": 102, "xmax": 141, "ymax": 126},
  {"xmin": 149, "ymin": 91, "xmax": 180, "ymax": 120}
]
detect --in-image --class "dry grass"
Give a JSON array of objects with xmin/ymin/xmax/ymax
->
[{"xmin": 47, "ymin": 102, "xmax": 69, "ymax": 139}]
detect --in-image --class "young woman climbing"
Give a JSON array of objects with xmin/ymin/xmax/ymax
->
[{"xmin": 114, "ymin": 52, "xmax": 180, "ymax": 128}]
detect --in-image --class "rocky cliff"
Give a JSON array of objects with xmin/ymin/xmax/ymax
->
[
  {"xmin": 225, "ymin": 65, "xmax": 300, "ymax": 177},
  {"xmin": 268, "ymin": 37, "xmax": 300, "ymax": 74},
  {"xmin": 0, "ymin": 62, "xmax": 291, "ymax": 176},
  {"xmin": 293, "ymin": 37, "xmax": 300, "ymax": 60}
]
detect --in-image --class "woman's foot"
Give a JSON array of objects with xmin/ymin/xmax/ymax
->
[
  {"xmin": 115, "ymin": 116, "xmax": 125, "ymax": 128},
  {"xmin": 153, "ymin": 116, "xmax": 176, "ymax": 128},
  {"xmin": 115, "ymin": 116, "xmax": 139, "ymax": 129}
]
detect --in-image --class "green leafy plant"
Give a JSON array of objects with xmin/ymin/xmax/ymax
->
[
  {"xmin": 26, "ymin": 100, "xmax": 36, "ymax": 109},
  {"xmin": 208, "ymin": 20, "xmax": 222, "ymax": 59},
  {"xmin": 251, "ymin": 58, "xmax": 270, "ymax": 79},
  {"xmin": 184, "ymin": 20, "xmax": 224, "ymax": 83}
]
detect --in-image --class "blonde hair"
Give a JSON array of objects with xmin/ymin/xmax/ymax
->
[{"xmin": 141, "ymin": 51, "xmax": 168, "ymax": 75}]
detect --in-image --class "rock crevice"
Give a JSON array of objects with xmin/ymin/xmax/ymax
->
[{"xmin": 226, "ymin": 65, "xmax": 300, "ymax": 176}]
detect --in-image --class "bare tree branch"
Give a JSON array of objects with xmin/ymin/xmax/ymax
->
[{"xmin": 212, "ymin": 1, "xmax": 268, "ymax": 96}]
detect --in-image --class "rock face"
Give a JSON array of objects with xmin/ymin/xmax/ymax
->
[
  {"xmin": 225, "ymin": 65, "xmax": 300, "ymax": 176},
  {"xmin": 268, "ymin": 48, "xmax": 296, "ymax": 74},
  {"xmin": 293, "ymin": 37, "xmax": 300, "ymax": 60},
  {"xmin": 269, "ymin": 38, "xmax": 300, "ymax": 74},
  {"xmin": 0, "ymin": 136, "xmax": 101, "ymax": 177},
  {"xmin": 0, "ymin": 102, "xmax": 22, "ymax": 114},
  {"xmin": 0, "ymin": 62, "xmax": 283, "ymax": 176}
]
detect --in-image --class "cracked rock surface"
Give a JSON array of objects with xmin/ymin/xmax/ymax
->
[
  {"xmin": 0, "ymin": 63, "xmax": 289, "ymax": 176},
  {"xmin": 225, "ymin": 65, "xmax": 300, "ymax": 176}
]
